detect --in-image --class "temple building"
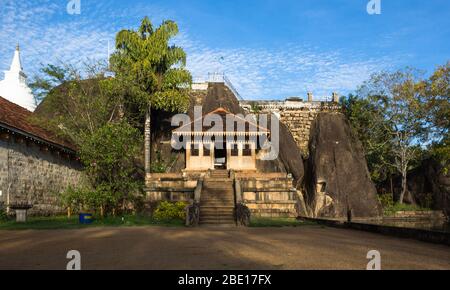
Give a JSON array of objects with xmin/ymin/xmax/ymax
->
[
  {"xmin": 145, "ymin": 77, "xmax": 339, "ymax": 225},
  {"xmin": 172, "ymin": 107, "xmax": 270, "ymax": 171},
  {"xmin": 0, "ymin": 45, "xmax": 36, "ymax": 112}
]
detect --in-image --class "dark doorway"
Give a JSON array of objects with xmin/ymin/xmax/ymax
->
[{"xmin": 214, "ymin": 142, "xmax": 227, "ymax": 169}]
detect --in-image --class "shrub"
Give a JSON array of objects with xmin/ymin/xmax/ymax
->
[
  {"xmin": 0, "ymin": 202, "xmax": 8, "ymax": 221},
  {"xmin": 378, "ymin": 193, "xmax": 394, "ymax": 209},
  {"xmin": 60, "ymin": 186, "xmax": 91, "ymax": 214},
  {"xmin": 153, "ymin": 201, "xmax": 187, "ymax": 221}
]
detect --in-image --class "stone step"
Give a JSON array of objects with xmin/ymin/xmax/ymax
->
[
  {"xmin": 201, "ymin": 207, "xmax": 234, "ymax": 212},
  {"xmin": 201, "ymin": 203, "xmax": 235, "ymax": 208},
  {"xmin": 201, "ymin": 198, "xmax": 234, "ymax": 202},
  {"xmin": 203, "ymin": 184, "xmax": 233, "ymax": 189},
  {"xmin": 200, "ymin": 214, "xmax": 234, "ymax": 220},
  {"xmin": 205, "ymin": 176, "xmax": 233, "ymax": 184},
  {"xmin": 202, "ymin": 188, "xmax": 234, "ymax": 192},
  {"xmin": 200, "ymin": 217, "xmax": 236, "ymax": 224},
  {"xmin": 203, "ymin": 188, "xmax": 234, "ymax": 192}
]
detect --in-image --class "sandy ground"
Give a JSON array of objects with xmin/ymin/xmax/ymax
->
[{"xmin": 0, "ymin": 226, "xmax": 449, "ymax": 270}]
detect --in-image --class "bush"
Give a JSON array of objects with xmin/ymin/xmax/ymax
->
[
  {"xmin": 378, "ymin": 193, "xmax": 431, "ymax": 215},
  {"xmin": 378, "ymin": 193, "xmax": 394, "ymax": 209},
  {"xmin": 153, "ymin": 201, "xmax": 187, "ymax": 221},
  {"xmin": 0, "ymin": 204, "xmax": 8, "ymax": 221}
]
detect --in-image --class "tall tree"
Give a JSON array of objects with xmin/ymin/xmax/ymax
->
[
  {"xmin": 420, "ymin": 62, "xmax": 450, "ymax": 164},
  {"xmin": 30, "ymin": 61, "xmax": 121, "ymax": 145},
  {"xmin": 110, "ymin": 17, "xmax": 192, "ymax": 176},
  {"xmin": 358, "ymin": 69, "xmax": 427, "ymax": 203},
  {"xmin": 341, "ymin": 94, "xmax": 394, "ymax": 184}
]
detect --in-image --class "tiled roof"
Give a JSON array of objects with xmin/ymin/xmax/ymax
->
[
  {"xmin": 0, "ymin": 96, "xmax": 76, "ymax": 151},
  {"xmin": 174, "ymin": 107, "xmax": 270, "ymax": 135}
]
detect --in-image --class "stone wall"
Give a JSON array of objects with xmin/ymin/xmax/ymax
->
[
  {"xmin": 0, "ymin": 138, "xmax": 83, "ymax": 215},
  {"xmin": 240, "ymin": 100, "xmax": 340, "ymax": 156},
  {"xmin": 238, "ymin": 174, "xmax": 300, "ymax": 218}
]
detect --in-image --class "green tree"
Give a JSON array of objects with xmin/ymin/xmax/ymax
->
[
  {"xmin": 30, "ymin": 62, "xmax": 121, "ymax": 145},
  {"xmin": 79, "ymin": 121, "xmax": 142, "ymax": 215},
  {"xmin": 420, "ymin": 62, "xmax": 450, "ymax": 164},
  {"xmin": 357, "ymin": 69, "xmax": 428, "ymax": 203},
  {"xmin": 341, "ymin": 94, "xmax": 394, "ymax": 183},
  {"xmin": 110, "ymin": 17, "xmax": 192, "ymax": 175}
]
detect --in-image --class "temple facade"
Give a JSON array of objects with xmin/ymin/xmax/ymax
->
[{"xmin": 145, "ymin": 78, "xmax": 341, "ymax": 225}]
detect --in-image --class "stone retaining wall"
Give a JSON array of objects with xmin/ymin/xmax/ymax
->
[
  {"xmin": 239, "ymin": 176, "xmax": 300, "ymax": 218},
  {"xmin": 240, "ymin": 100, "xmax": 340, "ymax": 156},
  {"xmin": 0, "ymin": 138, "xmax": 83, "ymax": 215}
]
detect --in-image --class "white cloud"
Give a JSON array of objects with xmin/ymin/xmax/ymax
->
[
  {"xmin": 181, "ymin": 37, "xmax": 396, "ymax": 99},
  {"xmin": 0, "ymin": 0, "xmax": 398, "ymax": 101}
]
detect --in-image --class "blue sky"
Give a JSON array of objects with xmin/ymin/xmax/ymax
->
[{"xmin": 0, "ymin": 0, "xmax": 449, "ymax": 100}]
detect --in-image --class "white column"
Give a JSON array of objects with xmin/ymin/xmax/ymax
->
[{"xmin": 186, "ymin": 141, "xmax": 191, "ymax": 170}]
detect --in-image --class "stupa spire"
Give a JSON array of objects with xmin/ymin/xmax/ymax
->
[
  {"xmin": 9, "ymin": 43, "xmax": 23, "ymax": 72},
  {"xmin": 0, "ymin": 44, "xmax": 36, "ymax": 111}
]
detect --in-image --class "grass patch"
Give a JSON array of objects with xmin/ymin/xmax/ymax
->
[
  {"xmin": 249, "ymin": 217, "xmax": 318, "ymax": 227},
  {"xmin": 383, "ymin": 203, "xmax": 431, "ymax": 216},
  {"xmin": 0, "ymin": 215, "xmax": 184, "ymax": 230}
]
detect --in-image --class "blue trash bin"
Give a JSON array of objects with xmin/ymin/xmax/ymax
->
[{"xmin": 79, "ymin": 213, "xmax": 94, "ymax": 224}]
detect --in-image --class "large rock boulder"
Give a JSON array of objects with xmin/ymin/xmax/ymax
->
[
  {"xmin": 380, "ymin": 159, "xmax": 450, "ymax": 216},
  {"xmin": 305, "ymin": 112, "xmax": 381, "ymax": 218}
]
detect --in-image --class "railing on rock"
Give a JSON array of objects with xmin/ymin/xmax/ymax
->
[{"xmin": 208, "ymin": 72, "xmax": 244, "ymax": 101}]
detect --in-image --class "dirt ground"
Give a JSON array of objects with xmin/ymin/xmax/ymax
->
[{"xmin": 0, "ymin": 226, "xmax": 449, "ymax": 270}]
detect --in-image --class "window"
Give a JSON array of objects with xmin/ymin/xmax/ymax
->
[
  {"xmin": 203, "ymin": 144, "xmax": 211, "ymax": 156},
  {"xmin": 190, "ymin": 143, "xmax": 199, "ymax": 156},
  {"xmin": 231, "ymin": 144, "xmax": 239, "ymax": 156},
  {"xmin": 243, "ymin": 144, "xmax": 252, "ymax": 156}
]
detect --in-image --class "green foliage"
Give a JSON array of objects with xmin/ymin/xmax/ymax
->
[
  {"xmin": 60, "ymin": 186, "xmax": 90, "ymax": 213},
  {"xmin": 378, "ymin": 193, "xmax": 430, "ymax": 215},
  {"xmin": 343, "ymin": 64, "xmax": 450, "ymax": 203},
  {"xmin": 0, "ymin": 204, "xmax": 8, "ymax": 222},
  {"xmin": 77, "ymin": 121, "xmax": 143, "ymax": 215},
  {"xmin": 150, "ymin": 151, "xmax": 175, "ymax": 173},
  {"xmin": 249, "ymin": 101, "xmax": 261, "ymax": 114},
  {"xmin": 153, "ymin": 201, "xmax": 187, "ymax": 221},
  {"xmin": 110, "ymin": 16, "xmax": 192, "ymax": 121},
  {"xmin": 377, "ymin": 193, "xmax": 395, "ymax": 209},
  {"xmin": 383, "ymin": 203, "xmax": 431, "ymax": 216},
  {"xmin": 30, "ymin": 61, "xmax": 122, "ymax": 145},
  {"xmin": 421, "ymin": 62, "xmax": 450, "ymax": 166},
  {"xmin": 341, "ymin": 94, "xmax": 395, "ymax": 182}
]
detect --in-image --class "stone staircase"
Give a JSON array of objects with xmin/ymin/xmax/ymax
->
[{"xmin": 199, "ymin": 170, "xmax": 236, "ymax": 226}]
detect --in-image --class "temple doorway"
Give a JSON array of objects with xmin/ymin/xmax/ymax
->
[{"xmin": 214, "ymin": 142, "xmax": 227, "ymax": 169}]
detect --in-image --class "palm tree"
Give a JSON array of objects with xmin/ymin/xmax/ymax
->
[{"xmin": 110, "ymin": 17, "xmax": 192, "ymax": 176}]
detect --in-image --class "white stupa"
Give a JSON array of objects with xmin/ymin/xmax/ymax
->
[{"xmin": 0, "ymin": 44, "xmax": 36, "ymax": 111}]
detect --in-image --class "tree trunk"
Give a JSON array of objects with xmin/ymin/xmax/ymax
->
[
  {"xmin": 390, "ymin": 176, "xmax": 393, "ymax": 197},
  {"xmin": 398, "ymin": 171, "xmax": 407, "ymax": 204},
  {"xmin": 144, "ymin": 106, "xmax": 152, "ymax": 177}
]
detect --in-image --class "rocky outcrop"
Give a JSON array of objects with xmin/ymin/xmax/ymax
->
[
  {"xmin": 305, "ymin": 112, "xmax": 381, "ymax": 218},
  {"xmin": 380, "ymin": 159, "xmax": 450, "ymax": 217}
]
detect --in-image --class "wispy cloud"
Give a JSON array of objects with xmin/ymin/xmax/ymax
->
[
  {"xmin": 0, "ymin": 0, "xmax": 398, "ymax": 101},
  {"xmin": 181, "ymin": 37, "xmax": 396, "ymax": 99}
]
